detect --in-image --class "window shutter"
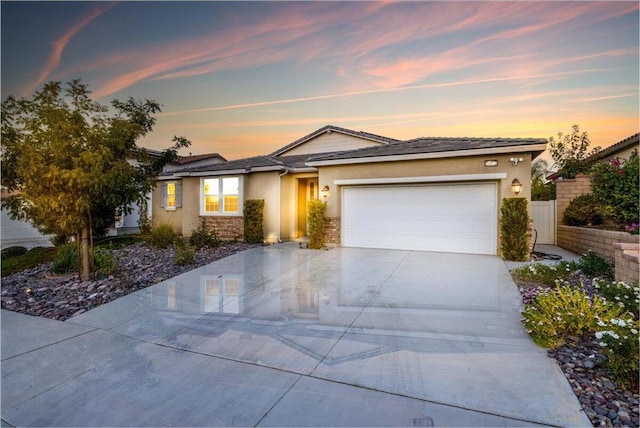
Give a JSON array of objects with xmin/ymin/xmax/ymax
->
[
  {"xmin": 175, "ymin": 182, "xmax": 182, "ymax": 208},
  {"xmin": 160, "ymin": 183, "xmax": 167, "ymax": 208}
]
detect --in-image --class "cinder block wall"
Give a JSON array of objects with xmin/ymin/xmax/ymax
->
[
  {"xmin": 558, "ymin": 226, "xmax": 639, "ymax": 263},
  {"xmin": 614, "ymin": 243, "xmax": 640, "ymax": 284}
]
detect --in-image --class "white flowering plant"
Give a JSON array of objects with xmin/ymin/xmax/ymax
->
[
  {"xmin": 511, "ymin": 261, "xmax": 577, "ymax": 287},
  {"xmin": 521, "ymin": 283, "xmax": 622, "ymax": 348},
  {"xmin": 595, "ymin": 315, "xmax": 639, "ymax": 389},
  {"xmin": 594, "ymin": 279, "xmax": 640, "ymax": 315}
]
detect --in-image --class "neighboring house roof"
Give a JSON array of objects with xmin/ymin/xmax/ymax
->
[
  {"xmin": 175, "ymin": 153, "xmax": 227, "ymax": 164},
  {"xmin": 269, "ymin": 124, "xmax": 400, "ymax": 156},
  {"xmin": 585, "ymin": 133, "xmax": 639, "ymax": 162},
  {"xmin": 306, "ymin": 136, "xmax": 547, "ymax": 166}
]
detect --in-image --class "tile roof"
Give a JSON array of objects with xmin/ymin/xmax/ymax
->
[
  {"xmin": 175, "ymin": 153, "xmax": 226, "ymax": 164},
  {"xmin": 269, "ymin": 124, "xmax": 400, "ymax": 156},
  {"xmin": 586, "ymin": 133, "xmax": 639, "ymax": 162},
  {"xmin": 307, "ymin": 137, "xmax": 548, "ymax": 162}
]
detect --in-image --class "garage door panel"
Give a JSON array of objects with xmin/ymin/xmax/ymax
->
[{"xmin": 342, "ymin": 183, "xmax": 497, "ymax": 255}]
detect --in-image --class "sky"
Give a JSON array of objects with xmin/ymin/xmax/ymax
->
[{"xmin": 2, "ymin": 1, "xmax": 639, "ymax": 161}]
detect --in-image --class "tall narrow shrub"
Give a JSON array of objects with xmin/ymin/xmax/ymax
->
[
  {"xmin": 243, "ymin": 199, "xmax": 264, "ymax": 244},
  {"xmin": 501, "ymin": 198, "xmax": 529, "ymax": 261},
  {"xmin": 307, "ymin": 200, "xmax": 327, "ymax": 249}
]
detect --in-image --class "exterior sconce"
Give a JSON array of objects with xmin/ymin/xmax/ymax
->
[
  {"xmin": 511, "ymin": 178, "xmax": 523, "ymax": 196},
  {"xmin": 321, "ymin": 185, "xmax": 330, "ymax": 199},
  {"xmin": 510, "ymin": 157, "xmax": 524, "ymax": 166}
]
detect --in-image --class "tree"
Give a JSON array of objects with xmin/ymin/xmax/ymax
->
[
  {"xmin": 531, "ymin": 159, "xmax": 556, "ymax": 201},
  {"xmin": 1, "ymin": 79, "xmax": 190, "ymax": 280},
  {"xmin": 548, "ymin": 125, "xmax": 601, "ymax": 179}
]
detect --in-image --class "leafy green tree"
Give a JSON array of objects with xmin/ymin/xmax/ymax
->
[
  {"xmin": 531, "ymin": 159, "xmax": 556, "ymax": 201},
  {"xmin": 548, "ymin": 125, "xmax": 601, "ymax": 179},
  {"xmin": 1, "ymin": 79, "xmax": 190, "ymax": 280}
]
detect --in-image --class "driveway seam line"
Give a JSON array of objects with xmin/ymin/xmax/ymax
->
[{"xmin": 1, "ymin": 328, "xmax": 98, "ymax": 361}]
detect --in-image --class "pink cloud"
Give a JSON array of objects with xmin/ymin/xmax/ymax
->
[{"xmin": 23, "ymin": 2, "xmax": 117, "ymax": 96}]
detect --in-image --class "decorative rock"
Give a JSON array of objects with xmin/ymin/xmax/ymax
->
[{"xmin": 619, "ymin": 411, "xmax": 631, "ymax": 423}]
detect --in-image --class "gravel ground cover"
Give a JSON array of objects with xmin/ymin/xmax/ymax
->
[
  {"xmin": 517, "ymin": 276, "xmax": 639, "ymax": 427},
  {"xmin": 1, "ymin": 241, "xmax": 258, "ymax": 321}
]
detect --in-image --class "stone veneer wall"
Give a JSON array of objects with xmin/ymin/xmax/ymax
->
[
  {"xmin": 324, "ymin": 217, "xmax": 341, "ymax": 245},
  {"xmin": 613, "ymin": 243, "xmax": 640, "ymax": 284},
  {"xmin": 201, "ymin": 216, "xmax": 244, "ymax": 240},
  {"xmin": 557, "ymin": 226, "xmax": 640, "ymax": 263}
]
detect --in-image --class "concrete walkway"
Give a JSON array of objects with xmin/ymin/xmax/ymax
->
[{"xmin": 2, "ymin": 244, "xmax": 590, "ymax": 427}]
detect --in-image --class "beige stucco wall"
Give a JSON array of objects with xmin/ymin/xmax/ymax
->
[
  {"xmin": 277, "ymin": 172, "xmax": 319, "ymax": 241},
  {"xmin": 244, "ymin": 171, "xmax": 281, "ymax": 243},
  {"xmin": 151, "ymin": 180, "xmax": 184, "ymax": 234},
  {"xmin": 318, "ymin": 153, "xmax": 533, "ymax": 218},
  {"xmin": 283, "ymin": 132, "xmax": 385, "ymax": 156}
]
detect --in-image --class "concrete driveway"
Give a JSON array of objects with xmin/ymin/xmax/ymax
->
[{"xmin": 2, "ymin": 243, "xmax": 590, "ymax": 427}]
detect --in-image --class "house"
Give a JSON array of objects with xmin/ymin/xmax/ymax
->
[
  {"xmin": 586, "ymin": 132, "xmax": 639, "ymax": 163},
  {"xmin": 152, "ymin": 125, "xmax": 546, "ymax": 256},
  {"xmin": 109, "ymin": 151, "xmax": 226, "ymax": 235}
]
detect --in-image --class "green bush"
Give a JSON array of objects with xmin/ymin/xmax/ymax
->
[
  {"xmin": 243, "ymin": 199, "xmax": 265, "ymax": 244},
  {"xmin": 1, "ymin": 246, "xmax": 28, "ymax": 259},
  {"xmin": 52, "ymin": 243, "xmax": 79, "ymax": 274},
  {"xmin": 522, "ymin": 283, "xmax": 622, "ymax": 348},
  {"xmin": 150, "ymin": 223, "xmax": 178, "ymax": 249},
  {"xmin": 578, "ymin": 250, "xmax": 614, "ymax": 279},
  {"xmin": 307, "ymin": 199, "xmax": 327, "ymax": 249},
  {"xmin": 594, "ymin": 279, "xmax": 640, "ymax": 318},
  {"xmin": 1, "ymin": 247, "xmax": 58, "ymax": 277},
  {"xmin": 590, "ymin": 153, "xmax": 639, "ymax": 227},
  {"xmin": 93, "ymin": 247, "xmax": 116, "ymax": 275},
  {"xmin": 595, "ymin": 315, "xmax": 639, "ymax": 389},
  {"xmin": 174, "ymin": 238, "xmax": 195, "ymax": 266},
  {"xmin": 562, "ymin": 193, "xmax": 603, "ymax": 226},
  {"xmin": 511, "ymin": 261, "xmax": 577, "ymax": 286},
  {"xmin": 500, "ymin": 198, "xmax": 529, "ymax": 261},
  {"xmin": 189, "ymin": 219, "xmax": 220, "ymax": 248}
]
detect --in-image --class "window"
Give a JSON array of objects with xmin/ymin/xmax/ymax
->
[
  {"xmin": 201, "ymin": 177, "xmax": 241, "ymax": 215},
  {"xmin": 202, "ymin": 276, "xmax": 240, "ymax": 313},
  {"xmin": 161, "ymin": 181, "xmax": 181, "ymax": 210}
]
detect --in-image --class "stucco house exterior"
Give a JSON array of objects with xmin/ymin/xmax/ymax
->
[{"xmin": 152, "ymin": 125, "xmax": 546, "ymax": 256}]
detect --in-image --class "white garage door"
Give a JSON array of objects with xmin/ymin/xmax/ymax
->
[{"xmin": 342, "ymin": 183, "xmax": 497, "ymax": 255}]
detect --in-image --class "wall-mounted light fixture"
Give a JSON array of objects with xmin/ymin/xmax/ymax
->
[
  {"xmin": 510, "ymin": 157, "xmax": 524, "ymax": 166},
  {"xmin": 511, "ymin": 178, "xmax": 522, "ymax": 196},
  {"xmin": 321, "ymin": 185, "xmax": 330, "ymax": 199}
]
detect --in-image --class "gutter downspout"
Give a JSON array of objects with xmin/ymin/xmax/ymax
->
[{"xmin": 277, "ymin": 169, "xmax": 289, "ymax": 243}]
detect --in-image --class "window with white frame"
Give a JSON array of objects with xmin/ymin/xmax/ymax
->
[{"xmin": 201, "ymin": 177, "xmax": 241, "ymax": 215}]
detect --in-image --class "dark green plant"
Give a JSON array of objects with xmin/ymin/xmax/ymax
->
[
  {"xmin": 511, "ymin": 261, "xmax": 578, "ymax": 286},
  {"xmin": 500, "ymin": 198, "xmax": 529, "ymax": 261},
  {"xmin": 243, "ymin": 199, "xmax": 265, "ymax": 244},
  {"xmin": 1, "ymin": 246, "xmax": 58, "ymax": 277},
  {"xmin": 578, "ymin": 250, "xmax": 614, "ymax": 279},
  {"xmin": 307, "ymin": 199, "xmax": 327, "ymax": 250},
  {"xmin": 189, "ymin": 218, "xmax": 220, "ymax": 248},
  {"xmin": 150, "ymin": 223, "xmax": 178, "ymax": 249},
  {"xmin": 562, "ymin": 193, "xmax": 603, "ymax": 226},
  {"xmin": 93, "ymin": 247, "xmax": 116, "ymax": 275},
  {"xmin": 174, "ymin": 238, "xmax": 195, "ymax": 266},
  {"xmin": 51, "ymin": 243, "xmax": 79, "ymax": 274},
  {"xmin": 548, "ymin": 124, "xmax": 601, "ymax": 179},
  {"xmin": 531, "ymin": 159, "xmax": 556, "ymax": 201},
  {"xmin": 594, "ymin": 279, "xmax": 640, "ymax": 317},
  {"xmin": 137, "ymin": 197, "xmax": 153, "ymax": 235},
  {"xmin": 590, "ymin": 153, "xmax": 639, "ymax": 227},
  {"xmin": 49, "ymin": 234, "xmax": 71, "ymax": 247},
  {"xmin": 1, "ymin": 246, "xmax": 28, "ymax": 259}
]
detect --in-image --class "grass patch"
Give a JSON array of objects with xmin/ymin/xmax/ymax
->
[{"xmin": 1, "ymin": 246, "xmax": 58, "ymax": 276}]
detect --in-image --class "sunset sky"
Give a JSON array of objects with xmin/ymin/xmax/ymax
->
[{"xmin": 2, "ymin": 1, "xmax": 639, "ymax": 160}]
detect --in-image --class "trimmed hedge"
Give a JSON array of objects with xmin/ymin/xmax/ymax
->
[
  {"xmin": 563, "ymin": 193, "xmax": 603, "ymax": 226},
  {"xmin": 243, "ymin": 199, "xmax": 264, "ymax": 244},
  {"xmin": 501, "ymin": 197, "xmax": 529, "ymax": 261}
]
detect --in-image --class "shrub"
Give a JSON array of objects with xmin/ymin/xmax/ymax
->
[
  {"xmin": 521, "ymin": 283, "xmax": 622, "ymax": 348},
  {"xmin": 150, "ymin": 223, "xmax": 178, "ymax": 248},
  {"xmin": 93, "ymin": 247, "xmax": 116, "ymax": 275},
  {"xmin": 1, "ymin": 246, "xmax": 28, "ymax": 259},
  {"xmin": 189, "ymin": 219, "xmax": 220, "ymax": 248},
  {"xmin": 243, "ymin": 199, "xmax": 265, "ymax": 244},
  {"xmin": 1, "ymin": 247, "xmax": 58, "ymax": 277},
  {"xmin": 500, "ymin": 198, "xmax": 529, "ymax": 261},
  {"xmin": 594, "ymin": 279, "xmax": 640, "ymax": 318},
  {"xmin": 562, "ymin": 193, "xmax": 603, "ymax": 226},
  {"xmin": 52, "ymin": 243, "xmax": 79, "ymax": 274},
  {"xmin": 578, "ymin": 250, "xmax": 614, "ymax": 279},
  {"xmin": 174, "ymin": 238, "xmax": 195, "ymax": 266},
  {"xmin": 590, "ymin": 153, "xmax": 639, "ymax": 227},
  {"xmin": 511, "ymin": 261, "xmax": 577, "ymax": 286},
  {"xmin": 595, "ymin": 315, "xmax": 639, "ymax": 389},
  {"xmin": 307, "ymin": 199, "xmax": 327, "ymax": 249}
]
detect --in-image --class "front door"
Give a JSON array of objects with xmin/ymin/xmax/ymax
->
[{"xmin": 306, "ymin": 179, "xmax": 318, "ymax": 233}]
